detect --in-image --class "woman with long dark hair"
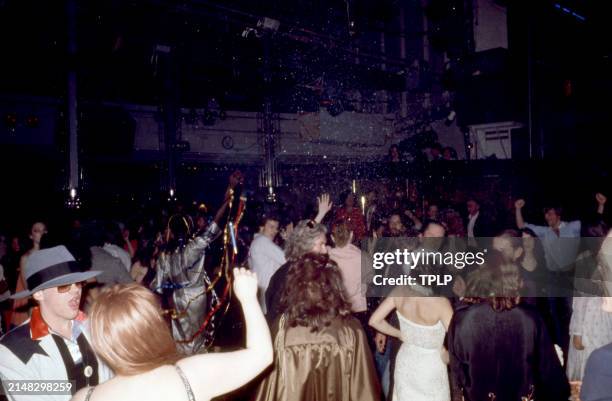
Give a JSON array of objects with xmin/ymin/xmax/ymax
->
[{"xmin": 255, "ymin": 253, "xmax": 380, "ymax": 401}]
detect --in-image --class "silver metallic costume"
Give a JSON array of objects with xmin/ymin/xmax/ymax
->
[{"xmin": 151, "ymin": 222, "xmax": 220, "ymax": 354}]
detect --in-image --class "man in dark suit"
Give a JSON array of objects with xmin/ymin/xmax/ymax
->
[{"xmin": 466, "ymin": 198, "xmax": 494, "ymax": 250}]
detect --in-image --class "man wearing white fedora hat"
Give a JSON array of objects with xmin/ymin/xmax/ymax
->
[{"xmin": 0, "ymin": 245, "xmax": 113, "ymax": 401}]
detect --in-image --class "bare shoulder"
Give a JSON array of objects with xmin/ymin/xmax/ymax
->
[
  {"xmin": 417, "ymin": 297, "xmax": 452, "ymax": 314},
  {"xmin": 85, "ymin": 367, "xmax": 182, "ymax": 401},
  {"xmin": 432, "ymin": 296, "xmax": 452, "ymax": 308},
  {"xmin": 19, "ymin": 253, "xmax": 29, "ymax": 265}
]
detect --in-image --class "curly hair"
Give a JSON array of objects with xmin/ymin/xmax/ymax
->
[
  {"xmin": 284, "ymin": 220, "xmax": 327, "ymax": 261},
  {"xmin": 463, "ymin": 252, "xmax": 522, "ymax": 311},
  {"xmin": 280, "ymin": 253, "xmax": 352, "ymax": 332}
]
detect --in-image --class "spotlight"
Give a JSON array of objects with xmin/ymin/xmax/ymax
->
[
  {"xmin": 168, "ymin": 188, "xmax": 178, "ymax": 202},
  {"xmin": 66, "ymin": 188, "xmax": 82, "ymax": 209},
  {"xmin": 266, "ymin": 186, "xmax": 277, "ymax": 203}
]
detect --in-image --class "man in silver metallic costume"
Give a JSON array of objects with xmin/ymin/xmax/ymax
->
[{"xmin": 151, "ymin": 172, "xmax": 242, "ymax": 354}]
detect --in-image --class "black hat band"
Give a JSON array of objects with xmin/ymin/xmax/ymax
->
[{"xmin": 26, "ymin": 261, "xmax": 83, "ymax": 291}]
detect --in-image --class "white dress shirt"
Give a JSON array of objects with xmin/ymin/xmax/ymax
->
[{"xmin": 248, "ymin": 234, "xmax": 286, "ymax": 314}]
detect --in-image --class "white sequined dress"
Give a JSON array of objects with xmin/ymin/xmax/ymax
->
[{"xmin": 393, "ymin": 312, "xmax": 450, "ymax": 401}]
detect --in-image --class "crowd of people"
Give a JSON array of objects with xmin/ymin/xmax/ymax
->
[{"xmin": 0, "ymin": 170, "xmax": 611, "ymax": 401}]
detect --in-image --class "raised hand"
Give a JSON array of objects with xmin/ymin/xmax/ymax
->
[
  {"xmin": 314, "ymin": 193, "xmax": 333, "ymax": 223},
  {"xmin": 514, "ymin": 199, "xmax": 525, "ymax": 209},
  {"xmin": 233, "ymin": 268, "xmax": 258, "ymax": 303},
  {"xmin": 317, "ymin": 193, "xmax": 333, "ymax": 215},
  {"xmin": 596, "ymin": 192, "xmax": 607, "ymax": 205}
]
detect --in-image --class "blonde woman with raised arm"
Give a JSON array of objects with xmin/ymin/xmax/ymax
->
[{"xmin": 71, "ymin": 268, "xmax": 272, "ymax": 401}]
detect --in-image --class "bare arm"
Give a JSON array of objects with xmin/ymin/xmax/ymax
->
[
  {"xmin": 368, "ymin": 296, "xmax": 402, "ymax": 339},
  {"xmin": 212, "ymin": 170, "xmax": 244, "ymax": 225},
  {"xmin": 438, "ymin": 297, "xmax": 454, "ymax": 330},
  {"xmin": 123, "ymin": 230, "xmax": 135, "ymax": 258},
  {"xmin": 596, "ymin": 192, "xmax": 607, "ymax": 215},
  {"xmin": 177, "ymin": 268, "xmax": 273, "ymax": 400},
  {"xmin": 437, "ymin": 297, "xmax": 454, "ymax": 365},
  {"xmin": 404, "ymin": 210, "xmax": 422, "ymax": 230},
  {"xmin": 514, "ymin": 198, "xmax": 526, "ymax": 229}
]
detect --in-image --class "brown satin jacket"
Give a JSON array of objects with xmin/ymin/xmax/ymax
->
[{"xmin": 254, "ymin": 315, "xmax": 381, "ymax": 401}]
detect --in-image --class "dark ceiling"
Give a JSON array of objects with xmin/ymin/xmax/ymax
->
[
  {"xmin": 0, "ymin": 0, "xmax": 611, "ymax": 113},
  {"xmin": 0, "ymin": 0, "xmax": 415, "ymax": 112}
]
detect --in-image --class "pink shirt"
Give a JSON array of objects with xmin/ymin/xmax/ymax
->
[{"xmin": 328, "ymin": 244, "xmax": 367, "ymax": 313}]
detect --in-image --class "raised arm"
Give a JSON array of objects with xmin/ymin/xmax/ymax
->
[
  {"xmin": 177, "ymin": 268, "xmax": 273, "ymax": 400},
  {"xmin": 212, "ymin": 170, "xmax": 244, "ymax": 225},
  {"xmin": 166, "ymin": 171, "xmax": 243, "ymax": 272},
  {"xmin": 515, "ymin": 198, "xmax": 526, "ymax": 229},
  {"xmin": 368, "ymin": 296, "xmax": 401, "ymax": 339},
  {"xmin": 405, "ymin": 209, "xmax": 422, "ymax": 230},
  {"xmin": 596, "ymin": 192, "xmax": 607, "ymax": 216},
  {"xmin": 314, "ymin": 193, "xmax": 333, "ymax": 223}
]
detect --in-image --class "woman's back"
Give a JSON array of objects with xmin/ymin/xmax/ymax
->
[
  {"xmin": 79, "ymin": 365, "xmax": 193, "ymax": 401},
  {"xmin": 73, "ymin": 268, "xmax": 273, "ymax": 401},
  {"xmin": 254, "ymin": 316, "xmax": 380, "ymax": 401},
  {"xmin": 393, "ymin": 297, "xmax": 450, "ymax": 401},
  {"xmin": 395, "ymin": 296, "xmax": 447, "ymax": 327}
]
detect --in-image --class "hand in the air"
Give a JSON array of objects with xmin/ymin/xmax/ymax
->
[
  {"xmin": 317, "ymin": 193, "xmax": 333, "ymax": 216},
  {"xmin": 596, "ymin": 192, "xmax": 607, "ymax": 205},
  {"xmin": 514, "ymin": 199, "xmax": 525, "ymax": 209},
  {"xmin": 233, "ymin": 268, "xmax": 258, "ymax": 303}
]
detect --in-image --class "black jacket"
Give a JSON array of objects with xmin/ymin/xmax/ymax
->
[
  {"xmin": 448, "ymin": 302, "xmax": 570, "ymax": 401},
  {"xmin": 265, "ymin": 261, "xmax": 291, "ymax": 324}
]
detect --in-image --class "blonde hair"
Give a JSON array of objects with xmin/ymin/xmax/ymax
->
[
  {"xmin": 332, "ymin": 220, "xmax": 351, "ymax": 248},
  {"xmin": 90, "ymin": 283, "xmax": 181, "ymax": 375},
  {"xmin": 284, "ymin": 220, "xmax": 327, "ymax": 261}
]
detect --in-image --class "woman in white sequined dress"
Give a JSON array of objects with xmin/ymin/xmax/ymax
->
[{"xmin": 369, "ymin": 286, "xmax": 453, "ymax": 401}]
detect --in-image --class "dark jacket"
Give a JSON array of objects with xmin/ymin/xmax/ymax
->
[
  {"xmin": 265, "ymin": 261, "xmax": 291, "ymax": 324},
  {"xmin": 448, "ymin": 302, "xmax": 570, "ymax": 401}
]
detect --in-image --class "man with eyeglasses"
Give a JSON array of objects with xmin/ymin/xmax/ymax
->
[{"xmin": 0, "ymin": 245, "xmax": 113, "ymax": 401}]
